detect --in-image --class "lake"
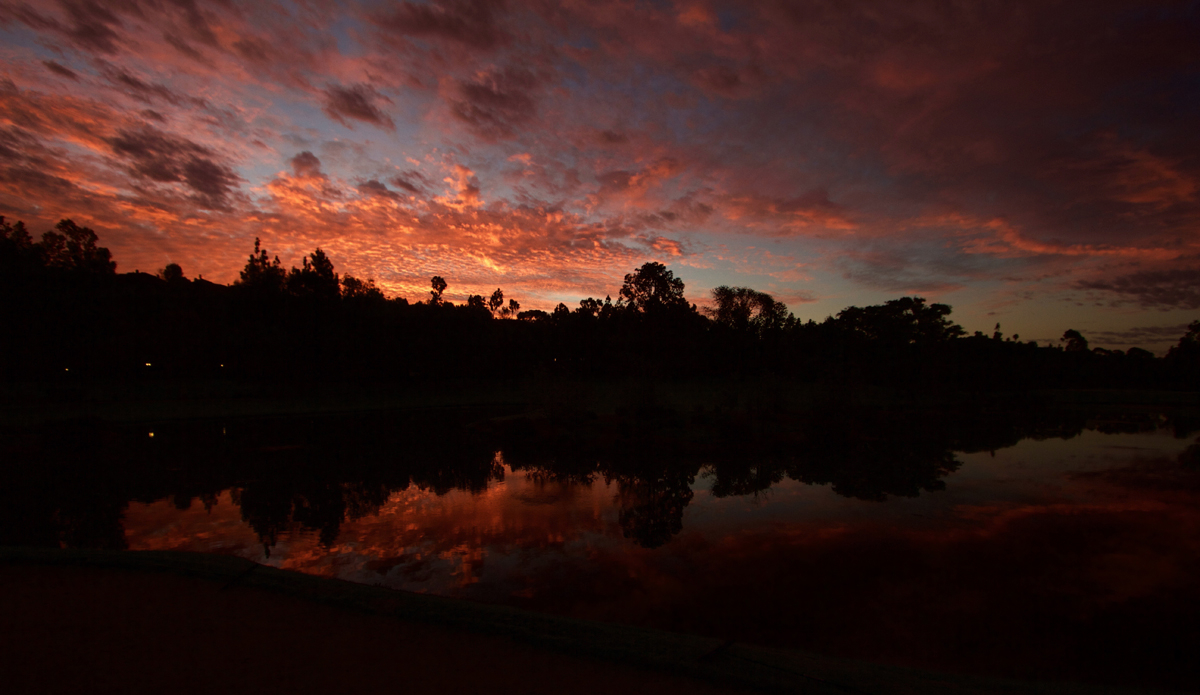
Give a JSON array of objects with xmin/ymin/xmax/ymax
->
[{"xmin": 4, "ymin": 402, "xmax": 1198, "ymax": 692}]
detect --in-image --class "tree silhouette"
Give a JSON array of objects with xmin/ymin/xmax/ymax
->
[
  {"xmin": 159, "ymin": 263, "xmax": 185, "ymax": 283},
  {"xmin": 1167, "ymin": 321, "xmax": 1199, "ymax": 360},
  {"xmin": 0, "ymin": 212, "xmax": 1188, "ymax": 391},
  {"xmin": 1165, "ymin": 321, "xmax": 1199, "ymax": 383},
  {"xmin": 706, "ymin": 286, "xmax": 792, "ymax": 334},
  {"xmin": 37, "ymin": 219, "xmax": 115, "ymax": 274},
  {"xmin": 430, "ymin": 276, "xmax": 447, "ymax": 304},
  {"xmin": 616, "ymin": 470, "xmax": 695, "ymax": 549},
  {"xmin": 503, "ymin": 298, "xmax": 520, "ymax": 319},
  {"xmin": 577, "ymin": 296, "xmax": 614, "ymax": 319},
  {"xmin": 1063, "ymin": 329, "xmax": 1090, "ymax": 353},
  {"xmin": 341, "ymin": 275, "xmax": 385, "ymax": 301},
  {"xmin": 836, "ymin": 297, "xmax": 964, "ymax": 346},
  {"xmin": 620, "ymin": 262, "xmax": 690, "ymax": 314},
  {"xmin": 0, "ymin": 217, "xmax": 34, "ymax": 266},
  {"xmin": 466, "ymin": 293, "xmax": 488, "ymax": 316},
  {"xmin": 237, "ymin": 238, "xmax": 286, "ymax": 292},
  {"xmin": 287, "ymin": 248, "xmax": 340, "ymax": 299}
]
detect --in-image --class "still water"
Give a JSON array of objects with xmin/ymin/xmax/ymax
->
[{"xmin": 5, "ymin": 405, "xmax": 1199, "ymax": 690}]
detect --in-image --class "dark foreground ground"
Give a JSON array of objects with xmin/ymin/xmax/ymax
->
[{"xmin": 0, "ymin": 549, "xmax": 1185, "ymax": 695}]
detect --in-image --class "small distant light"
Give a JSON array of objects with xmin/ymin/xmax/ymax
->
[
  {"xmin": 219, "ymin": 364, "xmax": 224, "ymax": 367},
  {"xmin": 149, "ymin": 432, "xmax": 154, "ymax": 438},
  {"xmin": 64, "ymin": 368, "xmax": 69, "ymax": 372},
  {"xmin": 145, "ymin": 362, "xmax": 152, "ymax": 366}
]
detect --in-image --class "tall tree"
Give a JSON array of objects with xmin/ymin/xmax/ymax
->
[
  {"xmin": 37, "ymin": 219, "xmax": 115, "ymax": 274},
  {"xmin": 836, "ymin": 297, "xmax": 964, "ymax": 346},
  {"xmin": 429, "ymin": 276, "xmax": 447, "ymax": 304},
  {"xmin": 1062, "ymin": 329, "xmax": 1090, "ymax": 353},
  {"xmin": 1165, "ymin": 321, "xmax": 1199, "ymax": 365},
  {"xmin": 341, "ymin": 275, "xmax": 385, "ymax": 301},
  {"xmin": 620, "ymin": 262, "xmax": 690, "ymax": 314},
  {"xmin": 0, "ymin": 217, "xmax": 36, "ymax": 272},
  {"xmin": 237, "ymin": 238, "xmax": 286, "ymax": 293},
  {"xmin": 706, "ymin": 286, "xmax": 792, "ymax": 334},
  {"xmin": 488, "ymin": 288, "xmax": 504, "ymax": 316},
  {"xmin": 159, "ymin": 263, "xmax": 186, "ymax": 283},
  {"xmin": 288, "ymin": 248, "xmax": 340, "ymax": 299}
]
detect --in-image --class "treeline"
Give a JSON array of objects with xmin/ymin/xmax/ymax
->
[{"xmin": 2, "ymin": 217, "xmax": 1197, "ymax": 389}]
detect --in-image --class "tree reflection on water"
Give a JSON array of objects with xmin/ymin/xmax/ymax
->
[
  {"xmin": 1, "ymin": 402, "xmax": 1192, "ymax": 554},
  {"xmin": 4, "ymin": 402, "xmax": 1200, "ymax": 691}
]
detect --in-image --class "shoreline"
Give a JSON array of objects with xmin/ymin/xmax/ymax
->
[{"xmin": 1, "ymin": 378, "xmax": 1197, "ymax": 427}]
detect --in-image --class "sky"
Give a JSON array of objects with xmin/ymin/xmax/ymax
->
[{"xmin": 1, "ymin": 0, "xmax": 1198, "ymax": 353}]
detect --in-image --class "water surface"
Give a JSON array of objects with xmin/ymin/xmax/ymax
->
[{"xmin": 5, "ymin": 405, "xmax": 1199, "ymax": 691}]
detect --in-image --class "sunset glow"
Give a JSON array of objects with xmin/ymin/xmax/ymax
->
[{"xmin": 2, "ymin": 1, "xmax": 1197, "ymax": 351}]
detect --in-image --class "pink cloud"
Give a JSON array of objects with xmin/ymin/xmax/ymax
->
[{"xmin": 1, "ymin": 0, "xmax": 1198, "ymax": 323}]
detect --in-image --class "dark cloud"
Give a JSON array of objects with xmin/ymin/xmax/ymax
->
[
  {"xmin": 105, "ymin": 67, "xmax": 184, "ymax": 105},
  {"xmin": 374, "ymin": 0, "xmax": 506, "ymax": 50},
  {"xmin": 598, "ymin": 130, "xmax": 628, "ymax": 145},
  {"xmin": 0, "ymin": 126, "xmax": 31, "ymax": 161},
  {"xmin": 3, "ymin": 0, "xmax": 126, "ymax": 54},
  {"xmin": 232, "ymin": 37, "xmax": 272, "ymax": 64},
  {"xmin": 450, "ymin": 65, "xmax": 538, "ymax": 140},
  {"xmin": 107, "ymin": 126, "xmax": 241, "ymax": 210},
  {"xmin": 0, "ymin": 124, "xmax": 66, "ymax": 168},
  {"xmin": 0, "ymin": 125, "xmax": 86, "ymax": 216},
  {"xmin": 389, "ymin": 171, "xmax": 426, "ymax": 193},
  {"xmin": 1077, "ymin": 266, "xmax": 1200, "ymax": 310},
  {"xmin": 42, "ymin": 60, "xmax": 78, "ymax": 79},
  {"xmin": 163, "ymin": 32, "xmax": 210, "ymax": 64},
  {"xmin": 691, "ymin": 64, "xmax": 759, "ymax": 98},
  {"xmin": 139, "ymin": 109, "xmax": 166, "ymax": 122},
  {"xmin": 290, "ymin": 151, "xmax": 322, "ymax": 178},
  {"xmin": 357, "ymin": 179, "xmax": 402, "ymax": 200},
  {"xmin": 775, "ymin": 189, "xmax": 841, "ymax": 215},
  {"xmin": 0, "ymin": 165, "xmax": 76, "ymax": 196},
  {"xmin": 167, "ymin": 0, "xmax": 218, "ymax": 47},
  {"xmin": 1088, "ymin": 324, "xmax": 1194, "ymax": 346},
  {"xmin": 322, "ymin": 84, "xmax": 395, "ymax": 131},
  {"xmin": 597, "ymin": 170, "xmax": 632, "ymax": 191},
  {"xmin": 837, "ymin": 249, "xmax": 965, "ymax": 295}
]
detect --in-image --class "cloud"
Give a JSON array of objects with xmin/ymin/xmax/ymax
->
[
  {"xmin": 723, "ymin": 190, "xmax": 856, "ymax": 235},
  {"xmin": 107, "ymin": 126, "xmax": 241, "ymax": 210},
  {"xmin": 635, "ymin": 234, "xmax": 686, "ymax": 258},
  {"xmin": 836, "ymin": 249, "xmax": 965, "ymax": 295},
  {"xmin": 597, "ymin": 129, "xmax": 628, "ymax": 145},
  {"xmin": 1, "ymin": 0, "xmax": 1198, "ymax": 330},
  {"xmin": 449, "ymin": 65, "xmax": 539, "ymax": 140},
  {"xmin": 290, "ymin": 151, "xmax": 323, "ymax": 178},
  {"xmin": 41, "ymin": 60, "xmax": 79, "ymax": 80},
  {"xmin": 1077, "ymin": 266, "xmax": 1200, "ymax": 310},
  {"xmin": 373, "ymin": 0, "xmax": 506, "ymax": 50},
  {"xmin": 103, "ymin": 66, "xmax": 189, "ymax": 106},
  {"xmin": 1087, "ymin": 324, "xmax": 1194, "ymax": 350},
  {"xmin": 2, "ymin": 0, "xmax": 126, "ymax": 54},
  {"xmin": 356, "ymin": 179, "xmax": 402, "ymax": 200},
  {"xmin": 0, "ymin": 126, "xmax": 79, "ymax": 201},
  {"xmin": 390, "ymin": 171, "xmax": 426, "ymax": 193},
  {"xmin": 322, "ymin": 84, "xmax": 396, "ymax": 131}
]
